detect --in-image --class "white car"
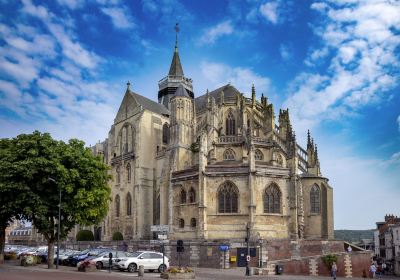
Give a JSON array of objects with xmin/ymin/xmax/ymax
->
[
  {"xmin": 115, "ymin": 251, "xmax": 169, "ymax": 273},
  {"xmin": 90, "ymin": 250, "xmax": 131, "ymax": 269}
]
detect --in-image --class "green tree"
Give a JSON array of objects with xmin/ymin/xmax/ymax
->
[
  {"xmin": 0, "ymin": 131, "xmax": 111, "ymax": 268},
  {"xmin": 112, "ymin": 231, "xmax": 124, "ymax": 241},
  {"xmin": 76, "ymin": 230, "xmax": 94, "ymax": 241},
  {"xmin": 0, "ymin": 139, "xmax": 31, "ymax": 263}
]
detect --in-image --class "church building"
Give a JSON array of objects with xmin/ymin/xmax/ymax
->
[{"xmin": 93, "ymin": 31, "xmax": 334, "ymax": 243}]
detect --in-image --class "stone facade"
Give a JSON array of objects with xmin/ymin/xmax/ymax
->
[{"xmin": 94, "ymin": 36, "xmax": 334, "ymax": 243}]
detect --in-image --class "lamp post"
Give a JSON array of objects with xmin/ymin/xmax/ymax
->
[
  {"xmin": 258, "ymin": 238, "xmax": 263, "ymax": 268},
  {"xmin": 246, "ymin": 223, "xmax": 250, "ymax": 276},
  {"xmin": 48, "ymin": 177, "xmax": 61, "ymax": 269}
]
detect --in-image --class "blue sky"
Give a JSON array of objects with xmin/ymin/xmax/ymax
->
[{"xmin": 0, "ymin": 0, "xmax": 399, "ymax": 230}]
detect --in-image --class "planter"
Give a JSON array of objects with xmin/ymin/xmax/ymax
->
[
  {"xmin": 20, "ymin": 255, "xmax": 37, "ymax": 266},
  {"xmin": 160, "ymin": 272, "xmax": 195, "ymax": 279}
]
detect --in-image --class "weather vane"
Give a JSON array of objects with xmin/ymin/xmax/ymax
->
[{"xmin": 174, "ymin": 23, "xmax": 179, "ymax": 50}]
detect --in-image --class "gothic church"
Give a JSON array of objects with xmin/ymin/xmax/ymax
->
[{"xmin": 93, "ymin": 34, "xmax": 334, "ymax": 242}]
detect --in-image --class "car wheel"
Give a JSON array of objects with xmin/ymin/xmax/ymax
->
[
  {"xmin": 158, "ymin": 264, "xmax": 167, "ymax": 273},
  {"xmin": 96, "ymin": 261, "xmax": 103, "ymax": 269},
  {"xmin": 127, "ymin": 263, "xmax": 137, "ymax": 273}
]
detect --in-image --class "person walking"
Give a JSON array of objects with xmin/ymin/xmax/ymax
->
[
  {"xmin": 370, "ymin": 262, "xmax": 377, "ymax": 278},
  {"xmin": 331, "ymin": 261, "xmax": 338, "ymax": 280}
]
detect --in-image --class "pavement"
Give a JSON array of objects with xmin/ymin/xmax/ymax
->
[{"xmin": 1, "ymin": 260, "xmax": 399, "ymax": 280}]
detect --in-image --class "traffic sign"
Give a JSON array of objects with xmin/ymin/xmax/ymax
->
[
  {"xmin": 246, "ymin": 255, "xmax": 250, "ymax": 262},
  {"xmin": 219, "ymin": 245, "xmax": 229, "ymax": 251}
]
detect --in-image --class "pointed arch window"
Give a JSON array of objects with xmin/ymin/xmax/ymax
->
[
  {"xmin": 180, "ymin": 188, "xmax": 187, "ymax": 204},
  {"xmin": 255, "ymin": 149, "xmax": 263, "ymax": 161},
  {"xmin": 190, "ymin": 218, "xmax": 197, "ymax": 228},
  {"xmin": 226, "ymin": 111, "xmax": 236, "ymax": 135},
  {"xmin": 126, "ymin": 193, "xmax": 132, "ymax": 216},
  {"xmin": 223, "ymin": 149, "xmax": 236, "ymax": 161},
  {"xmin": 218, "ymin": 181, "xmax": 239, "ymax": 213},
  {"xmin": 310, "ymin": 184, "xmax": 320, "ymax": 214},
  {"xmin": 126, "ymin": 163, "xmax": 131, "ymax": 182},
  {"xmin": 115, "ymin": 195, "xmax": 120, "ymax": 217},
  {"xmin": 179, "ymin": 218, "xmax": 185, "ymax": 228},
  {"xmin": 264, "ymin": 184, "xmax": 281, "ymax": 213},
  {"xmin": 162, "ymin": 123, "xmax": 169, "ymax": 144},
  {"xmin": 116, "ymin": 166, "xmax": 121, "ymax": 184},
  {"xmin": 188, "ymin": 188, "xmax": 196, "ymax": 203}
]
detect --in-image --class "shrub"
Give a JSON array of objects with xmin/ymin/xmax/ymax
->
[
  {"xmin": 112, "ymin": 231, "xmax": 123, "ymax": 241},
  {"xmin": 322, "ymin": 254, "xmax": 338, "ymax": 269},
  {"xmin": 76, "ymin": 229, "xmax": 94, "ymax": 241},
  {"xmin": 4, "ymin": 252, "xmax": 17, "ymax": 260}
]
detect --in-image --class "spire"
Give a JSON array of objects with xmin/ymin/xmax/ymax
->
[
  {"xmin": 168, "ymin": 23, "xmax": 184, "ymax": 77},
  {"xmin": 251, "ymin": 83, "xmax": 256, "ymax": 105},
  {"xmin": 126, "ymin": 81, "xmax": 131, "ymax": 93},
  {"xmin": 307, "ymin": 130, "xmax": 312, "ymax": 149}
]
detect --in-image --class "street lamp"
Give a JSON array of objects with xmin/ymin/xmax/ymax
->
[
  {"xmin": 48, "ymin": 177, "xmax": 61, "ymax": 269},
  {"xmin": 258, "ymin": 239, "xmax": 263, "ymax": 268},
  {"xmin": 246, "ymin": 223, "xmax": 250, "ymax": 276}
]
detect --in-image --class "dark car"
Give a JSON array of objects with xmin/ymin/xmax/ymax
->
[{"xmin": 68, "ymin": 248, "xmax": 108, "ymax": 267}]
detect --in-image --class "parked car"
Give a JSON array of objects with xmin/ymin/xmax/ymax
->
[
  {"xmin": 90, "ymin": 250, "xmax": 131, "ymax": 269},
  {"xmin": 53, "ymin": 249, "xmax": 80, "ymax": 265},
  {"xmin": 115, "ymin": 251, "xmax": 169, "ymax": 273},
  {"xmin": 67, "ymin": 248, "xmax": 108, "ymax": 267}
]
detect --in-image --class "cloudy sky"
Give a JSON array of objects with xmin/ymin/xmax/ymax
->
[{"xmin": 0, "ymin": 0, "xmax": 399, "ymax": 230}]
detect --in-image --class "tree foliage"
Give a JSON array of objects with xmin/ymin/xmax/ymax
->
[
  {"xmin": 76, "ymin": 230, "xmax": 95, "ymax": 241},
  {"xmin": 112, "ymin": 231, "xmax": 124, "ymax": 241},
  {"xmin": 322, "ymin": 254, "xmax": 338, "ymax": 269},
  {"xmin": 0, "ymin": 131, "xmax": 111, "ymax": 268}
]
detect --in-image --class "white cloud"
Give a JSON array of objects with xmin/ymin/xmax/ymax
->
[
  {"xmin": 56, "ymin": 0, "xmax": 85, "ymax": 10},
  {"xmin": 398, "ymin": 115, "xmax": 400, "ymax": 131},
  {"xmin": 284, "ymin": 0, "xmax": 400, "ymax": 132},
  {"xmin": 319, "ymin": 143, "xmax": 400, "ymax": 229},
  {"xmin": 200, "ymin": 61, "xmax": 271, "ymax": 96},
  {"xmin": 100, "ymin": 7, "xmax": 135, "ymax": 29},
  {"xmin": 198, "ymin": 20, "xmax": 233, "ymax": 45},
  {"xmin": 259, "ymin": 1, "xmax": 279, "ymax": 24},
  {"xmin": 280, "ymin": 44, "xmax": 292, "ymax": 61}
]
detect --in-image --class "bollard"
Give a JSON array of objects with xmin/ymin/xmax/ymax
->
[{"xmin": 138, "ymin": 265, "xmax": 144, "ymax": 276}]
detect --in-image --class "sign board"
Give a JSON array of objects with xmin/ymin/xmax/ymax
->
[
  {"xmin": 150, "ymin": 239, "xmax": 168, "ymax": 245},
  {"xmin": 158, "ymin": 234, "xmax": 167, "ymax": 240},
  {"xmin": 230, "ymin": 256, "xmax": 237, "ymax": 262},
  {"xmin": 246, "ymin": 255, "xmax": 250, "ymax": 262},
  {"xmin": 219, "ymin": 245, "xmax": 230, "ymax": 251},
  {"xmin": 151, "ymin": 225, "xmax": 169, "ymax": 232}
]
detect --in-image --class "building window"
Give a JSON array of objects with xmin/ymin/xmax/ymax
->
[
  {"xmin": 223, "ymin": 148, "xmax": 235, "ymax": 161},
  {"xmin": 180, "ymin": 189, "xmax": 186, "ymax": 204},
  {"xmin": 310, "ymin": 184, "xmax": 320, "ymax": 214},
  {"xmin": 226, "ymin": 110, "xmax": 236, "ymax": 135},
  {"xmin": 126, "ymin": 163, "xmax": 131, "ymax": 182},
  {"xmin": 126, "ymin": 193, "xmax": 132, "ymax": 216},
  {"xmin": 218, "ymin": 181, "xmax": 239, "ymax": 213},
  {"xmin": 190, "ymin": 218, "xmax": 197, "ymax": 228},
  {"xmin": 116, "ymin": 166, "xmax": 121, "ymax": 184},
  {"xmin": 264, "ymin": 184, "xmax": 281, "ymax": 213},
  {"xmin": 115, "ymin": 195, "xmax": 120, "ymax": 217},
  {"xmin": 155, "ymin": 195, "xmax": 160, "ymax": 223},
  {"xmin": 162, "ymin": 123, "xmax": 169, "ymax": 144},
  {"xmin": 179, "ymin": 219, "xmax": 185, "ymax": 228},
  {"xmin": 188, "ymin": 188, "xmax": 196, "ymax": 203},
  {"xmin": 255, "ymin": 149, "xmax": 263, "ymax": 161}
]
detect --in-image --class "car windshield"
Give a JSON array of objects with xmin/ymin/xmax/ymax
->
[{"xmin": 128, "ymin": 252, "xmax": 142, "ymax": 257}]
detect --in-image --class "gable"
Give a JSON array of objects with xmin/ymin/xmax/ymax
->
[{"xmin": 114, "ymin": 92, "xmax": 141, "ymax": 124}]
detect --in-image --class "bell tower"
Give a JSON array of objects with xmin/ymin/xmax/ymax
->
[{"xmin": 158, "ymin": 23, "xmax": 194, "ymax": 109}]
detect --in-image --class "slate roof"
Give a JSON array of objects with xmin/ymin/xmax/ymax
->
[
  {"xmin": 195, "ymin": 84, "xmax": 241, "ymax": 112},
  {"xmin": 174, "ymin": 84, "xmax": 190, "ymax": 98},
  {"xmin": 128, "ymin": 91, "xmax": 170, "ymax": 116},
  {"xmin": 168, "ymin": 49, "xmax": 184, "ymax": 77}
]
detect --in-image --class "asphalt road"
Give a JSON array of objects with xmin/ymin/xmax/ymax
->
[{"xmin": 1, "ymin": 261, "xmax": 399, "ymax": 280}]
